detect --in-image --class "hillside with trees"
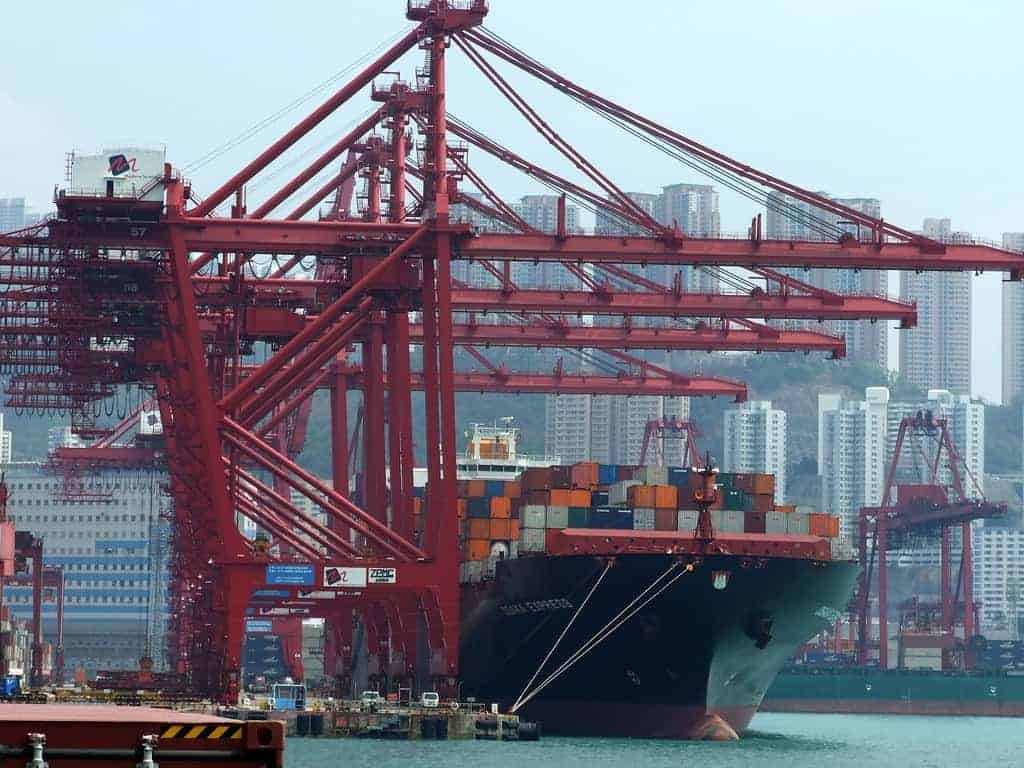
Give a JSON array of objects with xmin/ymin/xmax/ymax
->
[{"xmin": 294, "ymin": 350, "xmax": 911, "ymax": 499}]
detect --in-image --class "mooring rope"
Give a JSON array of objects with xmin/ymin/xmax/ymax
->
[
  {"xmin": 511, "ymin": 560, "xmax": 613, "ymax": 712},
  {"xmin": 512, "ymin": 561, "xmax": 695, "ymax": 713}
]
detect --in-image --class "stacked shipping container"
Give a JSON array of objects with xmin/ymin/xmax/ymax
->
[
  {"xmin": 426, "ymin": 462, "xmax": 842, "ymax": 583},
  {"xmin": 455, "ymin": 479, "xmax": 522, "ymax": 561}
]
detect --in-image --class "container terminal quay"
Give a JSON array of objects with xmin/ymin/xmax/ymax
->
[{"xmin": 0, "ymin": 0, "xmax": 1022, "ymax": 761}]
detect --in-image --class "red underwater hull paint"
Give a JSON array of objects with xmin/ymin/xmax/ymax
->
[{"xmin": 520, "ymin": 699, "xmax": 758, "ymax": 739}]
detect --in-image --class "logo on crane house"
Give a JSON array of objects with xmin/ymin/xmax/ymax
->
[
  {"xmin": 323, "ymin": 566, "xmax": 397, "ymax": 587},
  {"xmin": 107, "ymin": 153, "xmax": 139, "ymax": 177}
]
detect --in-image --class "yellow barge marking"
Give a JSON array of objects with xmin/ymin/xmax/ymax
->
[{"xmin": 159, "ymin": 724, "xmax": 244, "ymax": 740}]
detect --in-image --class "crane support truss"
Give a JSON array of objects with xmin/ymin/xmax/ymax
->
[{"xmin": 0, "ymin": 0, "xmax": 1021, "ymax": 701}]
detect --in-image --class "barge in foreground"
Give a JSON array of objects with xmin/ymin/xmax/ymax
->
[{"xmin": 763, "ymin": 667, "xmax": 1024, "ymax": 717}]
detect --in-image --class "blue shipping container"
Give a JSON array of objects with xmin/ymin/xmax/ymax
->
[
  {"xmin": 591, "ymin": 506, "xmax": 633, "ymax": 529},
  {"xmin": 591, "ymin": 490, "xmax": 610, "ymax": 507},
  {"xmin": 591, "ymin": 506, "xmax": 616, "ymax": 528},
  {"xmin": 485, "ymin": 480, "xmax": 506, "ymax": 497},
  {"xmin": 467, "ymin": 498, "xmax": 490, "ymax": 518},
  {"xmin": 598, "ymin": 464, "xmax": 618, "ymax": 486}
]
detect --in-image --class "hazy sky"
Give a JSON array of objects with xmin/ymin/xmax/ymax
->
[{"xmin": 1, "ymin": 1, "xmax": 1020, "ymax": 401}]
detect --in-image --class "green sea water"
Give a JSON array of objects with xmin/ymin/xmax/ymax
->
[{"xmin": 286, "ymin": 712, "xmax": 1019, "ymax": 766}]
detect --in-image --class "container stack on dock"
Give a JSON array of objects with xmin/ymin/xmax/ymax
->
[
  {"xmin": 440, "ymin": 462, "xmax": 843, "ymax": 583},
  {"xmin": 976, "ymin": 640, "xmax": 1024, "ymax": 672}
]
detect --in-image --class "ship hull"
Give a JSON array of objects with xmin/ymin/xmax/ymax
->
[{"xmin": 459, "ymin": 552, "xmax": 858, "ymax": 739}]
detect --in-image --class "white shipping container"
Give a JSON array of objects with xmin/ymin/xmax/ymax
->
[
  {"xmin": 677, "ymin": 510, "xmax": 699, "ymax": 531},
  {"xmin": 546, "ymin": 505, "xmax": 569, "ymax": 529},
  {"xmin": 787, "ymin": 512, "xmax": 810, "ymax": 535},
  {"xmin": 462, "ymin": 561, "xmax": 483, "ymax": 583},
  {"xmin": 520, "ymin": 528, "xmax": 547, "ymax": 553},
  {"xmin": 710, "ymin": 509, "xmax": 723, "ymax": 530},
  {"xmin": 831, "ymin": 536, "xmax": 854, "ymax": 561},
  {"xmin": 719, "ymin": 509, "xmax": 745, "ymax": 533},
  {"xmin": 902, "ymin": 657, "xmax": 940, "ymax": 670},
  {"xmin": 609, "ymin": 480, "xmax": 641, "ymax": 506},
  {"xmin": 633, "ymin": 508, "xmax": 656, "ymax": 530},
  {"xmin": 766, "ymin": 510, "xmax": 787, "ymax": 534},
  {"xmin": 902, "ymin": 647, "xmax": 943, "ymax": 657},
  {"xmin": 522, "ymin": 505, "xmax": 547, "ymax": 529},
  {"xmin": 509, "ymin": 541, "xmax": 519, "ymax": 559},
  {"xmin": 640, "ymin": 466, "xmax": 669, "ymax": 486}
]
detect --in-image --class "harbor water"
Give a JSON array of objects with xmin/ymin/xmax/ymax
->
[{"xmin": 287, "ymin": 712, "xmax": 1020, "ymax": 766}]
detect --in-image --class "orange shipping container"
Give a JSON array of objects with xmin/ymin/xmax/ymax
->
[
  {"xmin": 466, "ymin": 539, "xmax": 491, "ymax": 561},
  {"xmin": 829, "ymin": 516, "xmax": 840, "ymax": 538},
  {"xmin": 751, "ymin": 474, "xmax": 775, "ymax": 495},
  {"xmin": 808, "ymin": 513, "xmax": 832, "ymax": 538},
  {"xmin": 490, "ymin": 497, "xmax": 512, "ymax": 518},
  {"xmin": 457, "ymin": 499, "xmax": 468, "ymax": 518},
  {"xmin": 466, "ymin": 479, "xmax": 487, "ymax": 498},
  {"xmin": 654, "ymin": 485, "xmax": 678, "ymax": 510},
  {"xmin": 569, "ymin": 489, "xmax": 591, "ymax": 508},
  {"xmin": 549, "ymin": 489, "xmax": 574, "ymax": 507},
  {"xmin": 571, "ymin": 462, "xmax": 600, "ymax": 489},
  {"xmin": 467, "ymin": 518, "xmax": 491, "ymax": 539},
  {"xmin": 510, "ymin": 520, "xmax": 520, "ymax": 539},
  {"xmin": 504, "ymin": 481, "xmax": 522, "ymax": 498},
  {"xmin": 491, "ymin": 518, "xmax": 512, "ymax": 540},
  {"xmin": 628, "ymin": 485, "xmax": 657, "ymax": 509},
  {"xmin": 478, "ymin": 438, "xmax": 509, "ymax": 459},
  {"xmin": 775, "ymin": 503, "xmax": 796, "ymax": 514}
]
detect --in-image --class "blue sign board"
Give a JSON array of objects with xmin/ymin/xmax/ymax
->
[
  {"xmin": 246, "ymin": 619, "xmax": 274, "ymax": 634},
  {"xmin": 253, "ymin": 589, "xmax": 291, "ymax": 598},
  {"xmin": 265, "ymin": 564, "xmax": 315, "ymax": 586}
]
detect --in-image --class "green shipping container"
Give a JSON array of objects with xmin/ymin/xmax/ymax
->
[
  {"xmin": 568, "ymin": 506, "xmax": 591, "ymax": 527},
  {"xmin": 723, "ymin": 488, "xmax": 745, "ymax": 511}
]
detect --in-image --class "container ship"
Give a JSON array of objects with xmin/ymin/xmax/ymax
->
[{"xmin": 419, "ymin": 424, "xmax": 858, "ymax": 739}]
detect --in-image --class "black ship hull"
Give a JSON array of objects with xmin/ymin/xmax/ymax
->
[{"xmin": 459, "ymin": 553, "xmax": 858, "ymax": 738}]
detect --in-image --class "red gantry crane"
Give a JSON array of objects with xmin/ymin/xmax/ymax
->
[
  {"xmin": 0, "ymin": 0, "xmax": 1021, "ymax": 700},
  {"xmin": 639, "ymin": 417, "xmax": 702, "ymax": 468},
  {"xmin": 855, "ymin": 411, "xmax": 1007, "ymax": 671}
]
